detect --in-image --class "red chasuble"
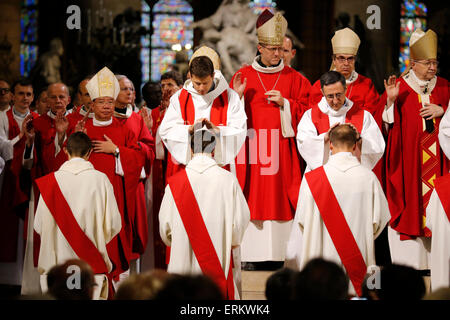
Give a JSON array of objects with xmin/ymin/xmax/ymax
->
[
  {"xmin": 0, "ymin": 109, "xmax": 38, "ymax": 262},
  {"xmin": 434, "ymin": 174, "xmax": 450, "ymax": 222},
  {"xmin": 384, "ymin": 76, "xmax": 450, "ymax": 239},
  {"xmin": 230, "ymin": 65, "xmax": 310, "ymax": 220},
  {"xmin": 78, "ymin": 118, "xmax": 145, "ymax": 277},
  {"xmin": 165, "ymin": 88, "xmax": 229, "ymax": 183},
  {"xmin": 305, "ymin": 167, "xmax": 367, "ymax": 297},
  {"xmin": 168, "ymin": 170, "xmax": 234, "ymax": 299},
  {"xmin": 114, "ymin": 111, "xmax": 155, "ymax": 258}
]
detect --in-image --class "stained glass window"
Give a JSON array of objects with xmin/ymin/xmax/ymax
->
[
  {"xmin": 249, "ymin": 0, "xmax": 277, "ymax": 15},
  {"xmin": 20, "ymin": 0, "xmax": 39, "ymax": 77},
  {"xmin": 140, "ymin": 0, "xmax": 193, "ymax": 83},
  {"xmin": 399, "ymin": 0, "xmax": 427, "ymax": 73}
]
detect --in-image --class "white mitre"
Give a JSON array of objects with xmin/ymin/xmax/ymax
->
[{"xmin": 86, "ymin": 66, "xmax": 120, "ymax": 100}]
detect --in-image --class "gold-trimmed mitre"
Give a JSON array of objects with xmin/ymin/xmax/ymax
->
[
  {"xmin": 190, "ymin": 46, "xmax": 221, "ymax": 70},
  {"xmin": 256, "ymin": 9, "xmax": 287, "ymax": 46},
  {"xmin": 409, "ymin": 29, "xmax": 437, "ymax": 60},
  {"xmin": 331, "ymin": 28, "xmax": 360, "ymax": 55},
  {"xmin": 86, "ymin": 66, "xmax": 120, "ymax": 100}
]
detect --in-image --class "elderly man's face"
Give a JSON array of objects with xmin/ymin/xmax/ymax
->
[
  {"xmin": 411, "ymin": 59, "xmax": 438, "ymax": 81},
  {"xmin": 13, "ymin": 84, "xmax": 34, "ymax": 111},
  {"xmin": 79, "ymin": 80, "xmax": 92, "ymax": 109},
  {"xmin": 92, "ymin": 97, "xmax": 115, "ymax": 121},
  {"xmin": 333, "ymin": 54, "xmax": 356, "ymax": 79},
  {"xmin": 258, "ymin": 44, "xmax": 283, "ymax": 67},
  {"xmin": 116, "ymin": 78, "xmax": 134, "ymax": 105},
  {"xmin": 322, "ymin": 81, "xmax": 347, "ymax": 111},
  {"xmin": 47, "ymin": 83, "xmax": 70, "ymax": 114},
  {"xmin": 0, "ymin": 80, "xmax": 12, "ymax": 106}
]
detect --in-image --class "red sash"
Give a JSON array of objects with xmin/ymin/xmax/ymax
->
[
  {"xmin": 168, "ymin": 169, "xmax": 234, "ymax": 299},
  {"xmin": 35, "ymin": 173, "xmax": 109, "ymax": 274},
  {"xmin": 311, "ymin": 104, "xmax": 364, "ymax": 134},
  {"xmin": 434, "ymin": 174, "xmax": 450, "ymax": 223},
  {"xmin": 305, "ymin": 166, "xmax": 367, "ymax": 297}
]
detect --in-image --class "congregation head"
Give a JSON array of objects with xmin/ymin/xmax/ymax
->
[
  {"xmin": 65, "ymin": 131, "xmax": 92, "ymax": 159},
  {"xmin": 153, "ymin": 274, "xmax": 224, "ymax": 300}
]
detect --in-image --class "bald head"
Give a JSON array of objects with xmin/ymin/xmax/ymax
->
[
  {"xmin": 47, "ymin": 82, "xmax": 70, "ymax": 114},
  {"xmin": 329, "ymin": 124, "xmax": 359, "ymax": 152}
]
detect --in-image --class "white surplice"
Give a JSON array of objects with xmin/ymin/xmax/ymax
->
[
  {"xmin": 426, "ymin": 188, "xmax": 450, "ymax": 291},
  {"xmin": 158, "ymin": 70, "xmax": 247, "ymax": 167},
  {"xmin": 33, "ymin": 158, "xmax": 122, "ymax": 300},
  {"xmin": 159, "ymin": 154, "xmax": 250, "ymax": 299},
  {"xmin": 439, "ymin": 104, "xmax": 450, "ymax": 163},
  {"xmin": 297, "ymin": 97, "xmax": 385, "ymax": 172},
  {"xmin": 285, "ymin": 152, "xmax": 390, "ymax": 295}
]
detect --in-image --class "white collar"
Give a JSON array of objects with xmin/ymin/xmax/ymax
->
[
  {"xmin": 346, "ymin": 71, "xmax": 358, "ymax": 84},
  {"xmin": 251, "ymin": 56, "xmax": 284, "ymax": 74},
  {"xmin": 318, "ymin": 96, "xmax": 354, "ymax": 117},
  {"xmin": 403, "ymin": 69, "xmax": 437, "ymax": 95},
  {"xmin": 113, "ymin": 104, "xmax": 133, "ymax": 119},
  {"xmin": 93, "ymin": 117, "xmax": 113, "ymax": 127},
  {"xmin": 187, "ymin": 153, "xmax": 217, "ymax": 174},
  {"xmin": 183, "ymin": 70, "xmax": 228, "ymax": 105},
  {"xmin": 327, "ymin": 152, "xmax": 360, "ymax": 172},
  {"xmin": 80, "ymin": 105, "xmax": 94, "ymax": 118},
  {"xmin": 409, "ymin": 69, "xmax": 431, "ymax": 87},
  {"xmin": 12, "ymin": 106, "xmax": 29, "ymax": 119}
]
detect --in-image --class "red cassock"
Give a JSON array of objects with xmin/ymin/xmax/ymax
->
[
  {"xmin": 148, "ymin": 106, "xmax": 168, "ymax": 268},
  {"xmin": 78, "ymin": 118, "xmax": 146, "ymax": 278},
  {"xmin": 310, "ymin": 74, "xmax": 386, "ymax": 186},
  {"xmin": 383, "ymin": 76, "xmax": 450, "ymax": 239},
  {"xmin": 0, "ymin": 109, "xmax": 38, "ymax": 262},
  {"xmin": 114, "ymin": 111, "xmax": 155, "ymax": 259},
  {"xmin": 230, "ymin": 65, "xmax": 311, "ymax": 220}
]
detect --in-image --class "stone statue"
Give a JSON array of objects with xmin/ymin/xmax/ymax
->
[
  {"xmin": 39, "ymin": 38, "xmax": 64, "ymax": 84},
  {"xmin": 191, "ymin": 0, "xmax": 304, "ymax": 80}
]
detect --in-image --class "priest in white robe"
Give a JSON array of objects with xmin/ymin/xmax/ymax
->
[
  {"xmin": 297, "ymin": 71, "xmax": 385, "ymax": 172},
  {"xmin": 159, "ymin": 124, "xmax": 250, "ymax": 300},
  {"xmin": 34, "ymin": 132, "xmax": 122, "ymax": 300},
  {"xmin": 286, "ymin": 124, "xmax": 390, "ymax": 296},
  {"xmin": 159, "ymin": 54, "xmax": 247, "ymax": 173}
]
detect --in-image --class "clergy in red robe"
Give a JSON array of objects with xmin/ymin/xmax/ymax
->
[
  {"xmin": 0, "ymin": 79, "xmax": 37, "ymax": 287},
  {"xmin": 114, "ymin": 75, "xmax": 155, "ymax": 261},
  {"xmin": 70, "ymin": 77, "xmax": 94, "ymax": 124},
  {"xmin": 382, "ymin": 29, "xmax": 449, "ymax": 270},
  {"xmin": 77, "ymin": 66, "xmax": 146, "ymax": 284},
  {"xmin": 230, "ymin": 10, "xmax": 311, "ymax": 263}
]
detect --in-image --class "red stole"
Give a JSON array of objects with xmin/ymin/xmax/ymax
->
[
  {"xmin": 311, "ymin": 104, "xmax": 364, "ymax": 134},
  {"xmin": 168, "ymin": 169, "xmax": 234, "ymax": 300},
  {"xmin": 305, "ymin": 166, "xmax": 367, "ymax": 297},
  {"xmin": 35, "ymin": 173, "xmax": 109, "ymax": 274},
  {"xmin": 434, "ymin": 174, "xmax": 450, "ymax": 222},
  {"xmin": 165, "ymin": 89, "xmax": 229, "ymax": 183}
]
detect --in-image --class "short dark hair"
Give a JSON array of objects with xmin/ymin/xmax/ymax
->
[
  {"xmin": 265, "ymin": 268, "xmax": 297, "ymax": 300},
  {"xmin": 376, "ymin": 264, "xmax": 426, "ymax": 300},
  {"xmin": 189, "ymin": 56, "xmax": 214, "ymax": 79},
  {"xmin": 153, "ymin": 274, "xmax": 224, "ymax": 300},
  {"xmin": 292, "ymin": 258, "xmax": 349, "ymax": 300},
  {"xmin": 12, "ymin": 78, "xmax": 33, "ymax": 94},
  {"xmin": 320, "ymin": 71, "xmax": 346, "ymax": 90},
  {"xmin": 189, "ymin": 122, "xmax": 217, "ymax": 154},
  {"xmin": 141, "ymin": 81, "xmax": 162, "ymax": 109},
  {"xmin": 161, "ymin": 70, "xmax": 183, "ymax": 87},
  {"xmin": 329, "ymin": 124, "xmax": 359, "ymax": 149},
  {"xmin": 66, "ymin": 132, "xmax": 92, "ymax": 157}
]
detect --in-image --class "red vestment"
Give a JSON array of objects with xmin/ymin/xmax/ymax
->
[
  {"xmin": 0, "ymin": 109, "xmax": 38, "ymax": 262},
  {"xmin": 384, "ymin": 76, "xmax": 450, "ymax": 239},
  {"xmin": 114, "ymin": 110, "xmax": 155, "ymax": 258},
  {"xmin": 79, "ymin": 118, "xmax": 145, "ymax": 277},
  {"xmin": 230, "ymin": 65, "xmax": 311, "ymax": 220}
]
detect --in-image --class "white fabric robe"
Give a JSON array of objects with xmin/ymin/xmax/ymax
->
[
  {"xmin": 426, "ymin": 189, "xmax": 450, "ymax": 291},
  {"xmin": 159, "ymin": 154, "xmax": 250, "ymax": 299},
  {"xmin": 285, "ymin": 152, "xmax": 390, "ymax": 295},
  {"xmin": 159, "ymin": 70, "xmax": 247, "ymax": 167},
  {"xmin": 439, "ymin": 104, "xmax": 450, "ymax": 163},
  {"xmin": 297, "ymin": 97, "xmax": 385, "ymax": 172},
  {"xmin": 33, "ymin": 158, "xmax": 122, "ymax": 300}
]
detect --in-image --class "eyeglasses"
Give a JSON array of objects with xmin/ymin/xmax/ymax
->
[
  {"xmin": 414, "ymin": 60, "xmax": 439, "ymax": 68},
  {"xmin": 261, "ymin": 45, "xmax": 283, "ymax": 53},
  {"xmin": 325, "ymin": 92, "xmax": 345, "ymax": 100},
  {"xmin": 334, "ymin": 56, "xmax": 356, "ymax": 63},
  {"xmin": 0, "ymin": 88, "xmax": 10, "ymax": 95}
]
